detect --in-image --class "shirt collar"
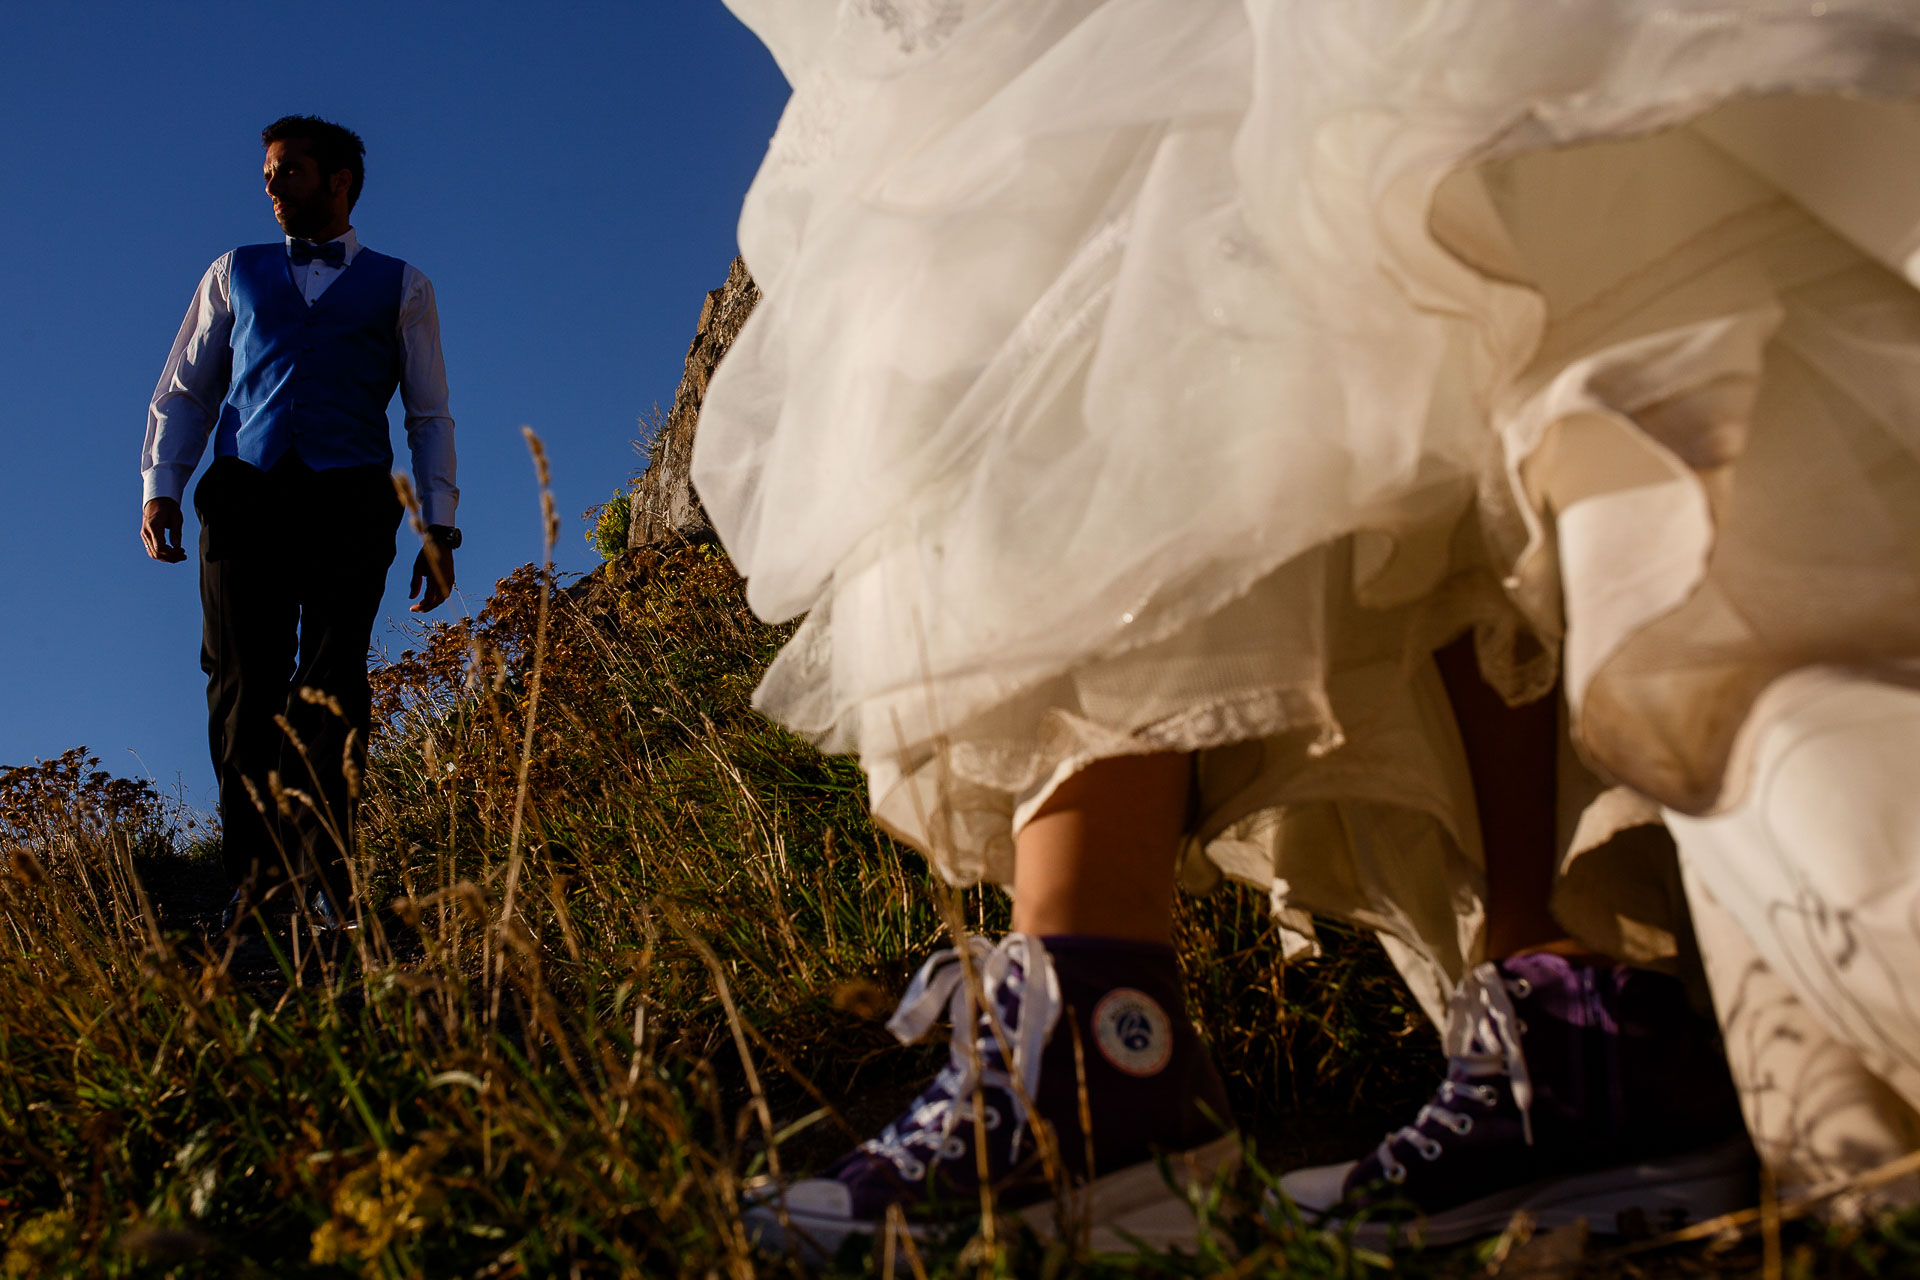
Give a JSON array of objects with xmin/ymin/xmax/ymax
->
[{"xmin": 284, "ymin": 227, "xmax": 359, "ymax": 263}]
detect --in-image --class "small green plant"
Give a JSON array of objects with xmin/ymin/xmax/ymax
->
[{"xmin": 584, "ymin": 485, "xmax": 632, "ymax": 561}]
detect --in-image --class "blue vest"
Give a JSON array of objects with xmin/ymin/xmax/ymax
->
[{"xmin": 215, "ymin": 243, "xmax": 407, "ymax": 472}]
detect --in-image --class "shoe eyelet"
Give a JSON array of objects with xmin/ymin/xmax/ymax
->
[
  {"xmin": 982, "ymin": 1106, "xmax": 1002, "ymax": 1130},
  {"xmin": 1475, "ymin": 1086, "xmax": 1499, "ymax": 1107},
  {"xmin": 940, "ymin": 1136, "xmax": 968, "ymax": 1159},
  {"xmin": 1516, "ymin": 1018, "xmax": 1529, "ymax": 1034},
  {"xmin": 1416, "ymin": 1137, "xmax": 1443, "ymax": 1161},
  {"xmin": 1384, "ymin": 1164, "xmax": 1408, "ymax": 1185},
  {"xmin": 1446, "ymin": 1114, "xmax": 1473, "ymax": 1136},
  {"xmin": 1509, "ymin": 977, "xmax": 1533, "ymax": 998},
  {"xmin": 897, "ymin": 1157, "xmax": 926, "ymax": 1180}
]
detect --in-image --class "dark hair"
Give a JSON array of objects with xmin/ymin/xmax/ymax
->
[{"xmin": 260, "ymin": 115, "xmax": 366, "ymax": 208}]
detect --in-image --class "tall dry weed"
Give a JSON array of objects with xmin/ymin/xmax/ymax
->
[{"xmin": 2, "ymin": 455, "xmax": 1908, "ymax": 1277}]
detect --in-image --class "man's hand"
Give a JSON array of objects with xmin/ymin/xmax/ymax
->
[
  {"xmin": 142, "ymin": 497, "xmax": 187, "ymax": 563},
  {"xmin": 410, "ymin": 543, "xmax": 454, "ymax": 613}
]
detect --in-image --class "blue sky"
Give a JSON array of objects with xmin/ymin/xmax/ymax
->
[{"xmin": 0, "ymin": 3, "xmax": 788, "ymax": 809}]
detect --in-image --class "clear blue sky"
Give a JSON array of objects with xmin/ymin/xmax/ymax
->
[{"xmin": 0, "ymin": 3, "xmax": 788, "ymax": 809}]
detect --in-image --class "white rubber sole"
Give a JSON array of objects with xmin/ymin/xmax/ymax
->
[
  {"xmin": 744, "ymin": 1133, "xmax": 1241, "ymax": 1264},
  {"xmin": 1304, "ymin": 1140, "xmax": 1756, "ymax": 1249}
]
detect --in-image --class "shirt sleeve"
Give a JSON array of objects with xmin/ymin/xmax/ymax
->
[
  {"xmin": 398, "ymin": 264, "xmax": 459, "ymax": 528},
  {"xmin": 141, "ymin": 254, "xmax": 234, "ymax": 507}
]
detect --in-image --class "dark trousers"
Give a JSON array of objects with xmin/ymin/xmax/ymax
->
[{"xmin": 195, "ymin": 454, "xmax": 402, "ymax": 896}]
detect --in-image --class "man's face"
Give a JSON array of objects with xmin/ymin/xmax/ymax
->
[{"xmin": 263, "ymin": 138, "xmax": 346, "ymax": 238}]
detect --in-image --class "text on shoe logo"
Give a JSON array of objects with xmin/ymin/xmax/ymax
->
[{"xmin": 1092, "ymin": 989, "xmax": 1173, "ymax": 1077}]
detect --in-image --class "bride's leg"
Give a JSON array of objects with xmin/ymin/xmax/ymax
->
[
  {"xmin": 1011, "ymin": 752, "xmax": 1188, "ymax": 944},
  {"xmin": 746, "ymin": 749, "xmax": 1233, "ymax": 1258},
  {"xmin": 1432, "ymin": 635, "xmax": 1580, "ymax": 958},
  {"xmin": 1281, "ymin": 636, "xmax": 1748, "ymax": 1242}
]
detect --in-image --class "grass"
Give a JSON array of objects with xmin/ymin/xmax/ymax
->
[{"xmin": 3, "ymin": 452, "xmax": 1918, "ymax": 1277}]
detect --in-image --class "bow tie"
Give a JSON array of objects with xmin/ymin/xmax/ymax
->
[{"xmin": 289, "ymin": 239, "xmax": 347, "ymax": 268}]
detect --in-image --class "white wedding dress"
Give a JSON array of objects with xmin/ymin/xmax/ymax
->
[{"xmin": 696, "ymin": 0, "xmax": 1920, "ymax": 1197}]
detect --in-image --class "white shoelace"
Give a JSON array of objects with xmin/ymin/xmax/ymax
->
[
  {"xmin": 860, "ymin": 933, "xmax": 1063, "ymax": 1181},
  {"xmin": 1375, "ymin": 962, "xmax": 1534, "ymax": 1184}
]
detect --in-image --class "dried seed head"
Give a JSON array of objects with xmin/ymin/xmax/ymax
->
[
  {"xmin": 8, "ymin": 849, "xmax": 47, "ymax": 886},
  {"xmin": 272, "ymin": 713, "xmax": 308, "ymax": 758},
  {"xmin": 297, "ymin": 686, "xmax": 347, "ymax": 720},
  {"xmin": 831, "ymin": 979, "xmax": 893, "ymax": 1022},
  {"xmin": 521, "ymin": 426, "xmax": 551, "ymax": 489},
  {"xmin": 463, "ymin": 639, "xmax": 484, "ymax": 694},
  {"xmin": 342, "ymin": 730, "xmax": 362, "ymax": 800},
  {"xmin": 391, "ymin": 471, "xmax": 418, "ymax": 512},
  {"xmin": 267, "ymin": 770, "xmax": 293, "ymax": 818}
]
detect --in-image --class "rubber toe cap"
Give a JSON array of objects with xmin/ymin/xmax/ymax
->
[
  {"xmin": 780, "ymin": 1178, "xmax": 856, "ymax": 1219},
  {"xmin": 1277, "ymin": 1160, "xmax": 1357, "ymax": 1215}
]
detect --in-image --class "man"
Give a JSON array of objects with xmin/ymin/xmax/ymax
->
[{"xmin": 140, "ymin": 115, "xmax": 460, "ymax": 927}]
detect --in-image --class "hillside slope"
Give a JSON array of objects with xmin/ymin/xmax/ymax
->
[{"xmin": 0, "ymin": 261, "xmax": 1907, "ymax": 1279}]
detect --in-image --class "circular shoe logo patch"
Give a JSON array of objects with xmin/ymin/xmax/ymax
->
[{"xmin": 1093, "ymin": 988, "xmax": 1173, "ymax": 1077}]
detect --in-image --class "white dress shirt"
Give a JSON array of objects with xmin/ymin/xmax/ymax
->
[{"xmin": 141, "ymin": 229, "xmax": 459, "ymax": 527}]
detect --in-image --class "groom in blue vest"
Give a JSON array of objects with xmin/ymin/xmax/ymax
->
[{"xmin": 139, "ymin": 115, "xmax": 461, "ymax": 926}]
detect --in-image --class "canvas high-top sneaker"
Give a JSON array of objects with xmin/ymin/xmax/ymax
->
[
  {"xmin": 746, "ymin": 933, "xmax": 1239, "ymax": 1261},
  {"xmin": 1279, "ymin": 953, "xmax": 1753, "ymax": 1246}
]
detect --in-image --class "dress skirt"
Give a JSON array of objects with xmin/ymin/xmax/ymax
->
[{"xmin": 694, "ymin": 0, "xmax": 1920, "ymax": 1192}]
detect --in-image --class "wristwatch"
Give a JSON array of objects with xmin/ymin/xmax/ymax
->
[{"xmin": 426, "ymin": 525, "xmax": 463, "ymax": 550}]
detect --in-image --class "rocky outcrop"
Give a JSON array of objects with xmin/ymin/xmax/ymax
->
[{"xmin": 627, "ymin": 257, "xmax": 759, "ymax": 549}]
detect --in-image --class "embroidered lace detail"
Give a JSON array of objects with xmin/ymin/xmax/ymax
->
[
  {"xmin": 1136, "ymin": 684, "xmax": 1343, "ymax": 760},
  {"xmin": 1375, "ymin": 963, "xmax": 1533, "ymax": 1184},
  {"xmin": 853, "ymin": 0, "xmax": 967, "ymax": 57},
  {"xmin": 764, "ymin": 66, "xmax": 858, "ymax": 176}
]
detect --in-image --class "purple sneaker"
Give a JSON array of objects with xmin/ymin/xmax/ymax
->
[
  {"xmin": 746, "ymin": 933, "xmax": 1239, "ymax": 1261},
  {"xmin": 1280, "ymin": 953, "xmax": 1753, "ymax": 1246}
]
